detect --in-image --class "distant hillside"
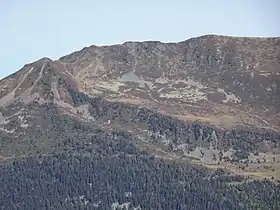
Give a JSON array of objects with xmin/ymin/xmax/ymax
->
[{"xmin": 0, "ymin": 35, "xmax": 280, "ymax": 209}]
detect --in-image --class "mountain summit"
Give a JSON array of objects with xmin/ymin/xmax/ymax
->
[{"xmin": 1, "ymin": 35, "xmax": 280, "ymax": 130}]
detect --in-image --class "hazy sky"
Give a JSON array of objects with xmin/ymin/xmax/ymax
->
[{"xmin": 1, "ymin": 0, "xmax": 279, "ymax": 78}]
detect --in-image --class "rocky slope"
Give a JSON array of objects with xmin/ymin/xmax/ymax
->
[
  {"xmin": 0, "ymin": 34, "xmax": 280, "ymax": 171},
  {"xmin": 59, "ymin": 35, "xmax": 280, "ymax": 130}
]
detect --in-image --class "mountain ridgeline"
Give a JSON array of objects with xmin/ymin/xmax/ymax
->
[{"xmin": 0, "ymin": 35, "xmax": 280, "ymax": 209}]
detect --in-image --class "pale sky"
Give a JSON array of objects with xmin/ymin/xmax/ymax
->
[{"xmin": 0, "ymin": 0, "xmax": 279, "ymax": 79}]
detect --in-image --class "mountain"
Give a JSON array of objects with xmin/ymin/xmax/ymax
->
[
  {"xmin": 59, "ymin": 35, "xmax": 280, "ymax": 130},
  {"xmin": 0, "ymin": 35, "xmax": 280, "ymax": 209}
]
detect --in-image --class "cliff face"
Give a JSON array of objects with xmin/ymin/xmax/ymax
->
[{"xmin": 0, "ymin": 34, "xmax": 279, "ymax": 164}]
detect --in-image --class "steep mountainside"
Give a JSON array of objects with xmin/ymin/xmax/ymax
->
[
  {"xmin": 0, "ymin": 35, "xmax": 280, "ymax": 209},
  {"xmin": 58, "ymin": 35, "xmax": 280, "ymax": 130},
  {"xmin": 0, "ymin": 35, "xmax": 279, "ymax": 159}
]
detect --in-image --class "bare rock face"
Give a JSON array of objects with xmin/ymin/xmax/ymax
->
[
  {"xmin": 0, "ymin": 34, "xmax": 279, "ymax": 162},
  {"xmin": 0, "ymin": 58, "xmax": 79, "ymax": 107}
]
